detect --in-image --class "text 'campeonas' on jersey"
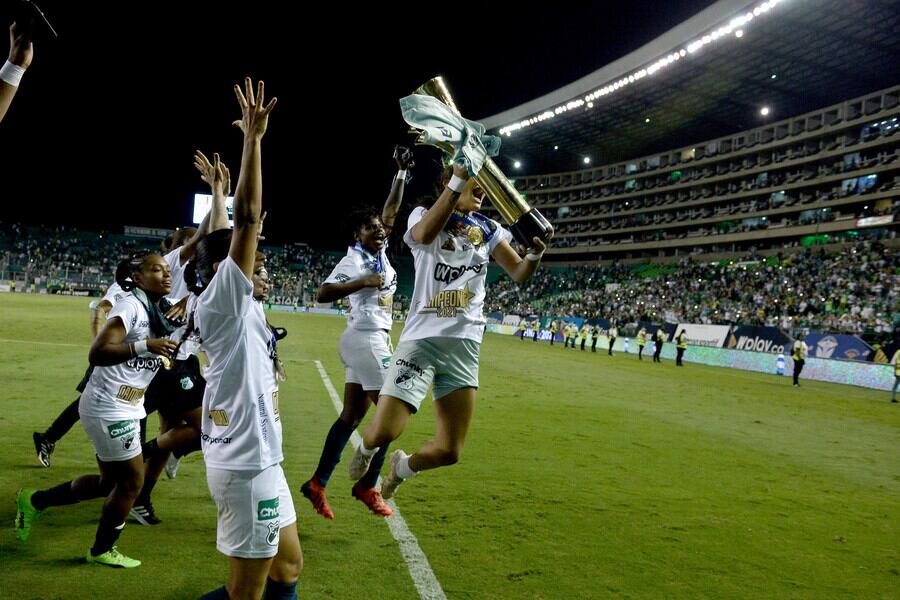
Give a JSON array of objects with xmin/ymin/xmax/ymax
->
[
  {"xmin": 324, "ymin": 243, "xmax": 397, "ymax": 331},
  {"xmin": 79, "ymin": 295, "xmax": 165, "ymax": 420},
  {"xmin": 401, "ymin": 206, "xmax": 512, "ymax": 344},
  {"xmin": 196, "ymin": 256, "xmax": 282, "ymax": 471}
]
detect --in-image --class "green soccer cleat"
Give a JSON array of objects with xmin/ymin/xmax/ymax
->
[
  {"xmin": 86, "ymin": 546, "xmax": 141, "ymax": 568},
  {"xmin": 14, "ymin": 488, "xmax": 42, "ymax": 542}
]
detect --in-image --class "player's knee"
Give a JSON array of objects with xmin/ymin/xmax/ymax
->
[{"xmin": 339, "ymin": 409, "xmax": 363, "ymax": 429}]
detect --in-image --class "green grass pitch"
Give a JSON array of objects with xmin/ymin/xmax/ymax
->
[{"xmin": 0, "ymin": 294, "xmax": 897, "ymax": 599}]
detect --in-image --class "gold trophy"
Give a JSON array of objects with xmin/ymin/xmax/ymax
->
[{"xmin": 410, "ymin": 76, "xmax": 554, "ymax": 248}]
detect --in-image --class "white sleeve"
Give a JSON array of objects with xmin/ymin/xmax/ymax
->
[
  {"xmin": 198, "ymin": 256, "xmax": 253, "ymax": 317},
  {"xmin": 107, "ymin": 298, "xmax": 140, "ymax": 336},
  {"xmin": 163, "ymin": 248, "xmax": 182, "ymax": 271},
  {"xmin": 324, "ymin": 256, "xmax": 362, "ymax": 284},
  {"xmin": 488, "ymin": 220, "xmax": 513, "ymax": 254},
  {"xmin": 403, "ymin": 207, "xmax": 438, "ymax": 249}
]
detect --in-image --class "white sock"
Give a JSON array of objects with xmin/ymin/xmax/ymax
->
[
  {"xmin": 361, "ymin": 445, "xmax": 379, "ymax": 457},
  {"xmin": 397, "ymin": 455, "xmax": 417, "ymax": 479}
]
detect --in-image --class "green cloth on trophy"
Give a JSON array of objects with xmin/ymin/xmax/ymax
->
[{"xmin": 399, "ymin": 94, "xmax": 501, "ymax": 177}]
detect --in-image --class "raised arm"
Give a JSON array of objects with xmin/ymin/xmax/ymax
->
[
  {"xmin": 229, "ymin": 78, "xmax": 277, "ymax": 278},
  {"xmin": 410, "ymin": 164, "xmax": 468, "ymax": 245},
  {"xmin": 90, "ymin": 300, "xmax": 113, "ymax": 338},
  {"xmin": 0, "ymin": 22, "xmax": 33, "ymax": 123},
  {"xmin": 382, "ymin": 146, "xmax": 414, "ymax": 236},
  {"xmin": 492, "ymin": 236, "xmax": 547, "ymax": 285}
]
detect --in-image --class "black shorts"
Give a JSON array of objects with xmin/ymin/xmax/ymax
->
[
  {"xmin": 144, "ymin": 355, "xmax": 206, "ymax": 421},
  {"xmin": 75, "ymin": 365, "xmax": 95, "ymax": 393}
]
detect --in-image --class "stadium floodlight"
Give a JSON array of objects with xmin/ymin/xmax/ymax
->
[
  {"xmin": 554, "ymin": 145, "xmax": 559, "ymax": 150},
  {"xmin": 583, "ymin": 157, "xmax": 591, "ymax": 164},
  {"xmin": 760, "ymin": 106, "xmax": 770, "ymax": 116},
  {"xmin": 771, "ymin": 74, "xmax": 777, "ymax": 79},
  {"xmin": 497, "ymin": 0, "xmax": 785, "ymax": 137},
  {"xmin": 645, "ymin": 117, "xmax": 651, "ymax": 123},
  {"xmin": 514, "ymin": 161, "xmax": 522, "ymax": 169}
]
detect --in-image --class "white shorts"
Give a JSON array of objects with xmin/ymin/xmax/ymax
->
[
  {"xmin": 206, "ymin": 464, "xmax": 297, "ymax": 559},
  {"xmin": 339, "ymin": 328, "xmax": 393, "ymax": 391},
  {"xmin": 81, "ymin": 416, "xmax": 142, "ymax": 462}
]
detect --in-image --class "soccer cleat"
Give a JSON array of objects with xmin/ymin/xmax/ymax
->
[
  {"xmin": 33, "ymin": 432, "xmax": 55, "ymax": 468},
  {"xmin": 351, "ymin": 482, "xmax": 392, "ymax": 517},
  {"xmin": 14, "ymin": 488, "xmax": 42, "ymax": 542},
  {"xmin": 86, "ymin": 546, "xmax": 141, "ymax": 568},
  {"xmin": 380, "ymin": 450, "xmax": 409, "ymax": 500},
  {"xmin": 348, "ymin": 446, "xmax": 377, "ymax": 480},
  {"xmin": 300, "ymin": 477, "xmax": 334, "ymax": 520},
  {"xmin": 129, "ymin": 501, "xmax": 161, "ymax": 526},
  {"xmin": 164, "ymin": 454, "xmax": 180, "ymax": 479}
]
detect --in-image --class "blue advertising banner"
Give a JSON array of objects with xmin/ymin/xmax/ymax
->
[
  {"xmin": 804, "ymin": 333, "xmax": 874, "ymax": 362},
  {"xmin": 726, "ymin": 326, "xmax": 793, "ymax": 355}
]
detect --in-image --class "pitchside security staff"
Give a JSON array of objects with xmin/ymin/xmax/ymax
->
[
  {"xmin": 637, "ymin": 327, "xmax": 647, "ymax": 360},
  {"xmin": 653, "ymin": 328, "xmax": 665, "ymax": 362},
  {"xmin": 891, "ymin": 348, "xmax": 899, "ymax": 403},
  {"xmin": 675, "ymin": 330, "xmax": 687, "ymax": 366},
  {"xmin": 792, "ymin": 334, "xmax": 808, "ymax": 387}
]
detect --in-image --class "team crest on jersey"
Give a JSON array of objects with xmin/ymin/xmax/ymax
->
[
  {"xmin": 441, "ymin": 239, "xmax": 456, "ymax": 252},
  {"xmin": 381, "ymin": 356, "xmax": 391, "ymax": 370},
  {"xmin": 394, "ymin": 370, "xmax": 415, "ymax": 390},
  {"xmin": 122, "ymin": 433, "xmax": 136, "ymax": 451},
  {"xmin": 266, "ymin": 520, "xmax": 280, "ymax": 546}
]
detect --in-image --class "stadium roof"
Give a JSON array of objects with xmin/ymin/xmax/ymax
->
[{"xmin": 481, "ymin": 0, "xmax": 900, "ymax": 174}]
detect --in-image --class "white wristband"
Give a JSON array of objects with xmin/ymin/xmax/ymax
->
[
  {"xmin": 396, "ymin": 169, "xmax": 407, "ymax": 181},
  {"xmin": 447, "ymin": 174, "xmax": 467, "ymax": 193},
  {"xmin": 0, "ymin": 61, "xmax": 26, "ymax": 87},
  {"xmin": 134, "ymin": 340, "xmax": 149, "ymax": 356},
  {"xmin": 525, "ymin": 250, "xmax": 544, "ymax": 262}
]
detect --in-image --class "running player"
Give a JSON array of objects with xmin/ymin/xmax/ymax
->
[
  {"xmin": 300, "ymin": 147, "xmax": 411, "ymax": 520},
  {"xmin": 348, "ymin": 161, "xmax": 547, "ymax": 501},
  {"xmin": 15, "ymin": 254, "xmax": 178, "ymax": 568}
]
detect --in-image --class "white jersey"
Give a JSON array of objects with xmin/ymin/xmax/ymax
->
[
  {"xmin": 173, "ymin": 293, "xmax": 201, "ymax": 362},
  {"xmin": 197, "ymin": 256, "xmax": 282, "ymax": 471},
  {"xmin": 401, "ymin": 206, "xmax": 512, "ymax": 344},
  {"xmin": 324, "ymin": 244, "xmax": 397, "ymax": 331},
  {"xmin": 101, "ymin": 282, "xmax": 128, "ymax": 308},
  {"xmin": 79, "ymin": 295, "xmax": 165, "ymax": 420},
  {"xmin": 164, "ymin": 248, "xmax": 190, "ymax": 301}
]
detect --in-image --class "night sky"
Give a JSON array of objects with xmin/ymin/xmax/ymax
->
[{"xmin": 0, "ymin": 0, "xmax": 715, "ymax": 250}]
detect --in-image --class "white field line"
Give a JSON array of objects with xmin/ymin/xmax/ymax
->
[
  {"xmin": 0, "ymin": 338, "xmax": 86, "ymax": 348},
  {"xmin": 312, "ymin": 360, "xmax": 447, "ymax": 600}
]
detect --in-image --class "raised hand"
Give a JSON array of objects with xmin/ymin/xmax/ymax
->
[
  {"xmin": 8, "ymin": 22, "xmax": 33, "ymax": 69},
  {"xmin": 194, "ymin": 150, "xmax": 231, "ymax": 198},
  {"xmin": 232, "ymin": 77, "xmax": 277, "ymax": 139}
]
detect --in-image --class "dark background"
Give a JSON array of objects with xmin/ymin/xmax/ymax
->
[{"xmin": 0, "ymin": 0, "xmax": 715, "ymax": 249}]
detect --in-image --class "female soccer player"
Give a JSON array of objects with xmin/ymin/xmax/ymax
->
[
  {"xmin": 349, "ymin": 162, "xmax": 547, "ymax": 500},
  {"xmin": 300, "ymin": 148, "xmax": 410, "ymax": 520},
  {"xmin": 15, "ymin": 253, "xmax": 178, "ymax": 568},
  {"xmin": 193, "ymin": 78, "xmax": 301, "ymax": 600}
]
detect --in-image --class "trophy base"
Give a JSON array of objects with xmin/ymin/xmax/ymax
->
[{"xmin": 510, "ymin": 208, "xmax": 554, "ymax": 249}]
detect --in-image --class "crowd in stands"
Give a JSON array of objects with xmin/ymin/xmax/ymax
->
[
  {"xmin": 2, "ymin": 223, "xmax": 898, "ymax": 336},
  {"xmin": 485, "ymin": 239, "xmax": 899, "ymax": 337}
]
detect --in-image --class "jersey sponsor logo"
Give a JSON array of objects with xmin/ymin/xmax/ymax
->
[
  {"xmin": 257, "ymin": 498, "xmax": 280, "ymax": 520},
  {"xmin": 433, "ymin": 262, "xmax": 483, "ymax": 284},
  {"xmin": 125, "ymin": 356, "xmax": 165, "ymax": 373},
  {"xmin": 395, "ymin": 358, "xmax": 423, "ymax": 376},
  {"xmin": 381, "ymin": 356, "xmax": 391, "ymax": 370},
  {"xmin": 209, "ymin": 410, "xmax": 229, "ymax": 426},
  {"xmin": 272, "ymin": 391, "xmax": 280, "ymax": 422},
  {"xmin": 421, "ymin": 283, "xmax": 474, "ymax": 318},
  {"xmin": 200, "ymin": 432, "xmax": 232, "ymax": 444},
  {"xmin": 257, "ymin": 394, "xmax": 269, "ymax": 443},
  {"xmin": 334, "ymin": 274, "xmax": 351, "ymax": 283},
  {"xmin": 107, "ymin": 420, "xmax": 136, "ymax": 439}
]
